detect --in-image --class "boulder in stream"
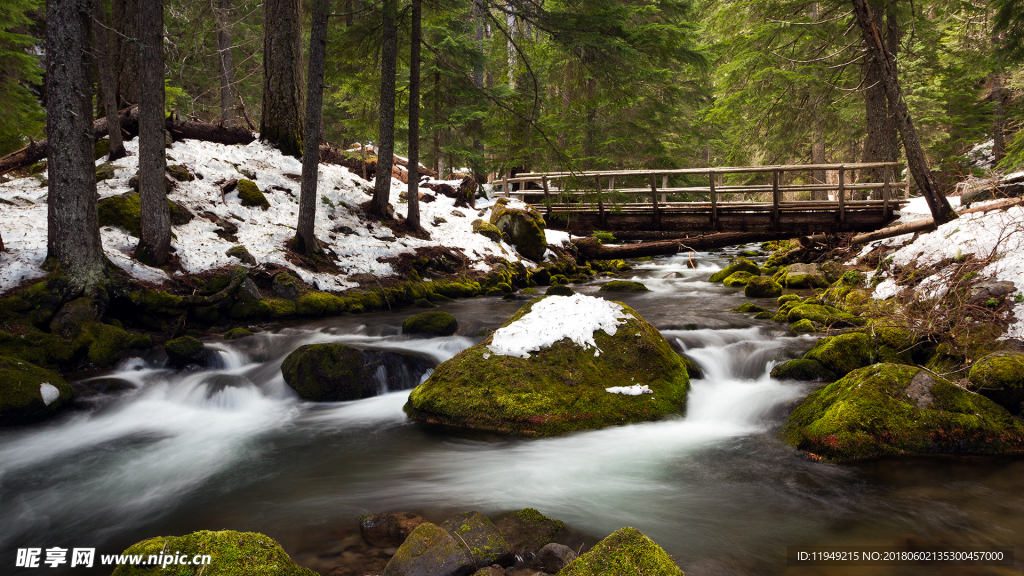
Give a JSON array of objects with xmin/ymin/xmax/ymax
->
[
  {"xmin": 110, "ymin": 530, "xmax": 316, "ymax": 576},
  {"xmin": 708, "ymin": 257, "xmax": 760, "ymax": 283},
  {"xmin": 440, "ymin": 511, "xmax": 514, "ymax": 568},
  {"xmin": 492, "ymin": 508, "xmax": 566, "ymax": 558},
  {"xmin": 382, "ymin": 522, "xmax": 476, "ymax": 576},
  {"xmin": 557, "ymin": 527, "xmax": 682, "ymax": 576},
  {"xmin": 598, "ymin": 280, "xmax": 650, "ymax": 292},
  {"xmin": 361, "ymin": 512, "xmax": 426, "ymax": 547},
  {"xmin": 282, "ymin": 343, "xmax": 433, "ymax": 401},
  {"xmin": 404, "ymin": 294, "xmax": 690, "ymax": 436},
  {"xmin": 403, "ymin": 310, "xmax": 459, "ymax": 336},
  {"xmin": 0, "ymin": 356, "xmax": 74, "ymax": 425}
]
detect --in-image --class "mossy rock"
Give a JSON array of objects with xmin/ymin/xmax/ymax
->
[
  {"xmin": 224, "ymin": 328, "xmax": 254, "ymax": 340},
  {"xmin": 226, "ymin": 245, "xmax": 256, "ymax": 265},
  {"xmin": 804, "ymin": 333, "xmax": 874, "ymax": 378},
  {"xmin": 472, "ymin": 219, "xmax": 503, "ymax": 243},
  {"xmin": 360, "ymin": 512, "xmax": 426, "ymax": 547},
  {"xmin": 0, "ymin": 356, "xmax": 74, "ymax": 425},
  {"xmin": 731, "ymin": 302, "xmax": 767, "ymax": 313},
  {"xmin": 489, "ymin": 202, "xmax": 547, "ymax": 262},
  {"xmin": 403, "ymin": 311, "xmax": 459, "ymax": 336},
  {"xmin": 281, "ymin": 343, "xmax": 431, "ymax": 401},
  {"xmin": 708, "ymin": 257, "xmax": 760, "ymax": 283},
  {"xmin": 550, "ymin": 274, "xmax": 570, "ymax": 286},
  {"xmin": 493, "ymin": 508, "xmax": 566, "ymax": 557},
  {"xmin": 558, "ymin": 527, "xmax": 683, "ymax": 576},
  {"xmin": 98, "ymin": 192, "xmax": 193, "ymax": 236},
  {"xmin": 777, "ymin": 263, "xmax": 827, "ymax": 289},
  {"xmin": 754, "ymin": 311, "xmax": 773, "ymax": 320},
  {"xmin": 167, "ymin": 164, "xmax": 194, "ymax": 182},
  {"xmin": 786, "ymin": 303, "xmax": 855, "ymax": 328},
  {"xmin": 790, "ymin": 319, "xmax": 816, "ymax": 333},
  {"xmin": 168, "ymin": 198, "xmax": 195, "ymax": 225},
  {"xmin": 440, "ymin": 511, "xmax": 514, "ymax": 568},
  {"xmin": 722, "ymin": 271, "xmax": 755, "ymax": 287},
  {"xmin": 782, "ymin": 364, "xmax": 1024, "ymax": 462},
  {"xmin": 404, "ymin": 297, "xmax": 689, "ymax": 436},
  {"xmin": 546, "ymin": 285, "xmax": 575, "ymax": 296},
  {"xmin": 680, "ymin": 355, "xmax": 704, "ymax": 379},
  {"xmin": 599, "ymin": 280, "xmax": 649, "ymax": 293},
  {"xmin": 94, "ymin": 138, "xmax": 111, "ymax": 160},
  {"xmin": 237, "ymin": 179, "xmax": 270, "ymax": 210},
  {"xmin": 165, "ymin": 335, "xmax": 215, "ymax": 369},
  {"xmin": 110, "ymin": 530, "xmax": 316, "ymax": 576},
  {"xmin": 770, "ymin": 359, "xmax": 836, "ymax": 382},
  {"xmin": 95, "ymin": 162, "xmax": 116, "ymax": 182},
  {"xmin": 967, "ymin": 352, "xmax": 1024, "ymax": 414},
  {"xmin": 744, "ymin": 276, "xmax": 782, "ymax": 298},
  {"xmin": 871, "ymin": 325, "xmax": 917, "ymax": 365},
  {"xmin": 777, "ymin": 294, "xmax": 802, "ymax": 305},
  {"xmin": 381, "ymin": 522, "xmax": 475, "ymax": 576}
]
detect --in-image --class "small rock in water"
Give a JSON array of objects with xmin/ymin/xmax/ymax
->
[
  {"xmin": 531, "ymin": 543, "xmax": 578, "ymax": 574},
  {"xmin": 361, "ymin": 513, "xmax": 426, "ymax": 547}
]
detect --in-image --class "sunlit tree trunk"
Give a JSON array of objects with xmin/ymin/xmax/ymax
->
[{"xmin": 213, "ymin": 0, "xmax": 236, "ymax": 126}]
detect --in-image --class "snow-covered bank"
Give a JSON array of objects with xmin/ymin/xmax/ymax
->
[{"xmin": 0, "ymin": 139, "xmax": 535, "ymax": 294}]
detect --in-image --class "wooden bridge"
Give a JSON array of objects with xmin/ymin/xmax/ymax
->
[{"xmin": 499, "ymin": 162, "xmax": 908, "ymax": 236}]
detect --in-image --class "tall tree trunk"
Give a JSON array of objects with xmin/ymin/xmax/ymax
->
[
  {"xmin": 471, "ymin": 0, "xmax": 485, "ymax": 187},
  {"xmin": 407, "ymin": 0, "xmax": 422, "ymax": 230},
  {"xmin": 136, "ymin": 0, "xmax": 171, "ymax": 265},
  {"xmin": 47, "ymin": 0, "xmax": 106, "ymax": 292},
  {"xmin": 213, "ymin": 0, "xmax": 236, "ymax": 126},
  {"xmin": 92, "ymin": 0, "xmax": 126, "ymax": 161},
  {"xmin": 261, "ymin": 0, "xmax": 304, "ymax": 157},
  {"xmin": 111, "ymin": 0, "xmax": 140, "ymax": 106},
  {"xmin": 433, "ymin": 69, "xmax": 442, "ymax": 176},
  {"xmin": 297, "ymin": 0, "xmax": 329, "ymax": 254},
  {"xmin": 372, "ymin": 0, "xmax": 398, "ymax": 217},
  {"xmin": 850, "ymin": 0, "xmax": 956, "ymax": 224},
  {"xmin": 992, "ymin": 72, "xmax": 1006, "ymax": 163}
]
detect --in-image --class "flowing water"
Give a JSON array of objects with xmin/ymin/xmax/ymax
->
[{"xmin": 2, "ymin": 250, "xmax": 1023, "ymax": 575}]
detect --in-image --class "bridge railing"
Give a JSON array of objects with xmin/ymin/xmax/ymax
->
[{"xmin": 499, "ymin": 162, "xmax": 908, "ymax": 227}]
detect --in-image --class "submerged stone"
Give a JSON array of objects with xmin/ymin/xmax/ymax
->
[
  {"xmin": 403, "ymin": 311, "xmax": 459, "ymax": 336},
  {"xmin": 599, "ymin": 280, "xmax": 649, "ymax": 292},
  {"xmin": 361, "ymin": 512, "xmax": 426, "ymax": 547},
  {"xmin": 110, "ymin": 530, "xmax": 316, "ymax": 576},
  {"xmin": 492, "ymin": 508, "xmax": 566, "ymax": 557},
  {"xmin": 282, "ymin": 343, "xmax": 432, "ymax": 401},
  {"xmin": 782, "ymin": 363, "xmax": 1024, "ymax": 461},
  {"xmin": 558, "ymin": 527, "xmax": 682, "ymax": 576}
]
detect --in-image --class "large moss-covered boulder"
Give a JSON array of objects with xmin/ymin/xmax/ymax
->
[
  {"xmin": 282, "ymin": 343, "xmax": 432, "ymax": 401},
  {"xmin": 786, "ymin": 303, "xmax": 856, "ymax": 328},
  {"xmin": 403, "ymin": 311, "xmax": 459, "ymax": 336},
  {"xmin": 782, "ymin": 364, "xmax": 1024, "ymax": 461},
  {"xmin": 708, "ymin": 257, "xmax": 760, "ymax": 283},
  {"xmin": 382, "ymin": 522, "xmax": 476, "ymax": 576},
  {"xmin": 770, "ymin": 358, "xmax": 836, "ymax": 382},
  {"xmin": 558, "ymin": 527, "xmax": 683, "ymax": 576},
  {"xmin": 440, "ymin": 512, "xmax": 514, "ymax": 568},
  {"xmin": 471, "ymin": 219, "xmax": 503, "ymax": 243},
  {"xmin": 723, "ymin": 271, "xmax": 755, "ymax": 287},
  {"xmin": 776, "ymin": 263, "xmax": 827, "ymax": 289},
  {"xmin": 744, "ymin": 276, "xmax": 782, "ymax": 298},
  {"xmin": 804, "ymin": 332, "xmax": 874, "ymax": 378},
  {"xmin": 237, "ymin": 179, "xmax": 270, "ymax": 210},
  {"xmin": 404, "ymin": 295, "xmax": 689, "ymax": 436},
  {"xmin": 967, "ymin": 351, "xmax": 1024, "ymax": 414},
  {"xmin": 110, "ymin": 530, "xmax": 316, "ymax": 576},
  {"xmin": 489, "ymin": 199, "xmax": 547, "ymax": 262},
  {"xmin": 0, "ymin": 356, "xmax": 74, "ymax": 425},
  {"xmin": 492, "ymin": 508, "xmax": 565, "ymax": 558},
  {"xmin": 599, "ymin": 280, "xmax": 649, "ymax": 292}
]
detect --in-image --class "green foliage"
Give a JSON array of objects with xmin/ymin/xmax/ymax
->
[{"xmin": 0, "ymin": 0, "xmax": 43, "ymax": 156}]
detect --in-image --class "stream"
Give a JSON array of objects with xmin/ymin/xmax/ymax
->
[{"xmin": 2, "ymin": 249, "xmax": 1022, "ymax": 575}]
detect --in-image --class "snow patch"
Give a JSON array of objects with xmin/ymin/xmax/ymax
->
[
  {"xmin": 605, "ymin": 384, "xmax": 653, "ymax": 396},
  {"xmin": 487, "ymin": 294, "xmax": 633, "ymax": 358},
  {"xmin": 39, "ymin": 383, "xmax": 59, "ymax": 406}
]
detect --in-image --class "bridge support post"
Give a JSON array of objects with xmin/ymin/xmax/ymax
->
[
  {"xmin": 594, "ymin": 175, "xmax": 605, "ymax": 227},
  {"xmin": 542, "ymin": 175, "xmax": 551, "ymax": 218},
  {"xmin": 772, "ymin": 169, "xmax": 780, "ymax": 231},
  {"xmin": 709, "ymin": 170, "xmax": 718, "ymax": 230},
  {"xmin": 650, "ymin": 174, "xmax": 661, "ymax": 229},
  {"xmin": 882, "ymin": 166, "xmax": 891, "ymax": 220},
  {"xmin": 838, "ymin": 166, "xmax": 846, "ymax": 226}
]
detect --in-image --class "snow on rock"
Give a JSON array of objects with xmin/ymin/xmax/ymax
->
[
  {"xmin": 487, "ymin": 294, "xmax": 633, "ymax": 358},
  {"xmin": 39, "ymin": 383, "xmax": 59, "ymax": 406},
  {"xmin": 0, "ymin": 138, "xmax": 529, "ymax": 294},
  {"xmin": 605, "ymin": 384, "xmax": 653, "ymax": 395}
]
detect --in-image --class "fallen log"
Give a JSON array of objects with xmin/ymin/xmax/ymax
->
[
  {"xmin": 572, "ymin": 231, "xmax": 796, "ymax": 260},
  {"xmin": 850, "ymin": 196, "xmax": 1024, "ymax": 245}
]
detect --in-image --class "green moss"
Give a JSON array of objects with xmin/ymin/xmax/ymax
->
[
  {"xmin": 967, "ymin": 352, "xmax": 1024, "ymax": 413},
  {"xmin": 754, "ymin": 311, "xmax": 773, "ymax": 320},
  {"xmin": 782, "ymin": 364, "xmax": 1024, "ymax": 461},
  {"xmin": 439, "ymin": 512, "xmax": 512, "ymax": 568},
  {"xmin": 770, "ymin": 359, "xmax": 836, "ymax": 382},
  {"xmin": 786, "ymin": 303, "xmax": 856, "ymax": 327},
  {"xmin": 778, "ymin": 294, "xmax": 802, "ymax": 305},
  {"xmin": 489, "ymin": 203, "xmax": 547, "ymax": 262},
  {"xmin": 790, "ymin": 319, "xmax": 816, "ymax": 333},
  {"xmin": 224, "ymin": 328, "xmax": 254, "ymax": 340},
  {"xmin": 95, "ymin": 162, "xmax": 116, "ymax": 181},
  {"xmin": 225, "ymin": 245, "xmax": 255, "ymax": 265},
  {"xmin": 94, "ymin": 138, "xmax": 111, "ymax": 160},
  {"xmin": 166, "ymin": 164, "xmax": 193, "ymax": 182},
  {"xmin": 110, "ymin": 530, "xmax": 316, "ymax": 576},
  {"xmin": 281, "ymin": 343, "xmax": 378, "ymax": 401},
  {"xmin": 804, "ymin": 333, "xmax": 874, "ymax": 377},
  {"xmin": 404, "ymin": 299, "xmax": 689, "ymax": 436},
  {"xmin": 403, "ymin": 311, "xmax": 459, "ymax": 336},
  {"xmin": 296, "ymin": 291, "xmax": 346, "ymax": 317},
  {"xmin": 98, "ymin": 193, "xmax": 143, "ymax": 236},
  {"xmin": 166, "ymin": 336, "xmax": 203, "ymax": 359},
  {"xmin": 472, "ymin": 219, "xmax": 503, "ymax": 242},
  {"xmin": 237, "ymin": 179, "xmax": 270, "ymax": 210},
  {"xmin": 0, "ymin": 356, "xmax": 74, "ymax": 425},
  {"xmin": 731, "ymin": 302, "xmax": 767, "ymax": 313},
  {"xmin": 546, "ymin": 285, "xmax": 575, "ymax": 296},
  {"xmin": 599, "ymin": 280, "xmax": 650, "ymax": 292},
  {"xmin": 82, "ymin": 321, "xmax": 137, "ymax": 365},
  {"xmin": 382, "ymin": 522, "xmax": 473, "ymax": 576},
  {"xmin": 744, "ymin": 276, "xmax": 783, "ymax": 298},
  {"xmin": 708, "ymin": 258, "xmax": 760, "ymax": 283},
  {"xmin": 722, "ymin": 271, "xmax": 755, "ymax": 287},
  {"xmin": 559, "ymin": 527, "xmax": 683, "ymax": 576},
  {"xmin": 679, "ymin": 355, "xmax": 703, "ymax": 379}
]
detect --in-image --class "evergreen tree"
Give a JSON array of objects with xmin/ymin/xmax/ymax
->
[
  {"xmin": 137, "ymin": 0, "xmax": 172, "ymax": 265},
  {"xmin": 0, "ymin": 0, "xmax": 44, "ymax": 156},
  {"xmin": 371, "ymin": 0, "xmax": 398, "ymax": 217},
  {"xmin": 261, "ymin": 0, "xmax": 304, "ymax": 157},
  {"xmin": 297, "ymin": 0, "xmax": 330, "ymax": 254}
]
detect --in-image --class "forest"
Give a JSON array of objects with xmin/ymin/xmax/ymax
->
[{"xmin": 2, "ymin": 1, "xmax": 1024, "ymax": 575}]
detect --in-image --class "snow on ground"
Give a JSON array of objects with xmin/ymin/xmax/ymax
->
[
  {"xmin": 486, "ymin": 294, "xmax": 634, "ymax": 358},
  {"xmin": 0, "ymin": 138, "xmax": 529, "ymax": 294},
  {"xmin": 855, "ymin": 195, "xmax": 1024, "ymax": 339},
  {"xmin": 605, "ymin": 384, "xmax": 653, "ymax": 395}
]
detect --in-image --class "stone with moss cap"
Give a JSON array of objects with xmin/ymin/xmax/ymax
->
[
  {"xmin": 599, "ymin": 280, "xmax": 649, "ymax": 292},
  {"xmin": 282, "ymin": 343, "xmax": 432, "ymax": 401},
  {"xmin": 708, "ymin": 257, "xmax": 760, "ymax": 283},
  {"xmin": 404, "ymin": 296, "xmax": 689, "ymax": 436},
  {"xmin": 224, "ymin": 328, "xmax": 254, "ymax": 340},
  {"xmin": 546, "ymin": 285, "xmax": 575, "ymax": 296},
  {"xmin": 440, "ymin": 511, "xmax": 514, "ymax": 568},
  {"xmin": 744, "ymin": 276, "xmax": 782, "ymax": 298},
  {"xmin": 237, "ymin": 179, "xmax": 270, "ymax": 210},
  {"xmin": 775, "ymin": 263, "xmax": 827, "ymax": 289},
  {"xmin": 472, "ymin": 219, "xmax": 503, "ymax": 243},
  {"xmin": 558, "ymin": 526, "xmax": 683, "ymax": 576},
  {"xmin": 492, "ymin": 508, "xmax": 565, "ymax": 557},
  {"xmin": 226, "ymin": 245, "xmax": 256, "ymax": 265},
  {"xmin": 778, "ymin": 294, "xmax": 802, "ymax": 305},
  {"xmin": 165, "ymin": 335, "xmax": 214, "ymax": 369},
  {"xmin": 967, "ymin": 351, "xmax": 1024, "ymax": 414},
  {"xmin": 782, "ymin": 363, "xmax": 1024, "ymax": 461},
  {"xmin": 489, "ymin": 198, "xmax": 547, "ymax": 262},
  {"xmin": 790, "ymin": 319, "xmax": 816, "ymax": 333},
  {"xmin": 110, "ymin": 529, "xmax": 316, "ymax": 576},
  {"xmin": 382, "ymin": 522, "xmax": 476, "ymax": 576},
  {"xmin": 770, "ymin": 359, "xmax": 836, "ymax": 382},
  {"xmin": 403, "ymin": 311, "xmax": 459, "ymax": 336},
  {"xmin": 803, "ymin": 332, "xmax": 873, "ymax": 378},
  {"xmin": 731, "ymin": 302, "xmax": 767, "ymax": 313},
  {"xmin": 0, "ymin": 356, "xmax": 74, "ymax": 425},
  {"xmin": 723, "ymin": 271, "xmax": 755, "ymax": 287},
  {"xmin": 98, "ymin": 192, "xmax": 194, "ymax": 236}
]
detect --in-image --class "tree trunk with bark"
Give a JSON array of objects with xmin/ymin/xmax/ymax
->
[
  {"xmin": 407, "ymin": 0, "xmax": 422, "ymax": 230},
  {"xmin": 261, "ymin": 0, "xmax": 304, "ymax": 157},
  {"xmin": 297, "ymin": 0, "xmax": 329, "ymax": 254},
  {"xmin": 111, "ymin": 0, "xmax": 140, "ymax": 106},
  {"xmin": 859, "ymin": 2, "xmax": 899, "ymax": 197},
  {"xmin": 136, "ymin": 0, "xmax": 171, "ymax": 266},
  {"xmin": 992, "ymin": 71, "xmax": 1006, "ymax": 163},
  {"xmin": 850, "ymin": 0, "xmax": 956, "ymax": 224},
  {"xmin": 46, "ymin": 0, "xmax": 107, "ymax": 292},
  {"xmin": 92, "ymin": 0, "xmax": 126, "ymax": 160},
  {"xmin": 372, "ymin": 0, "xmax": 398, "ymax": 216},
  {"xmin": 213, "ymin": 0, "xmax": 236, "ymax": 126}
]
